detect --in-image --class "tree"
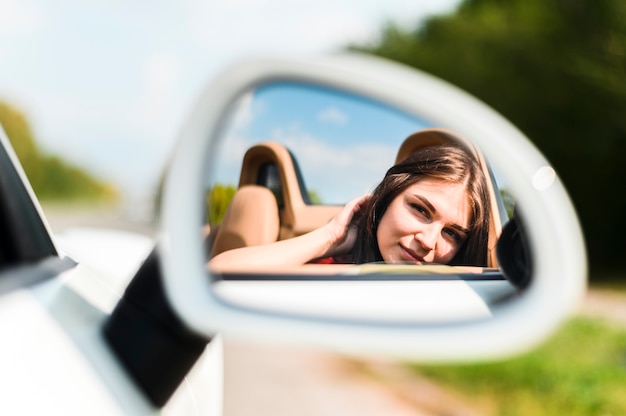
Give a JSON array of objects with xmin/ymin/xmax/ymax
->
[
  {"xmin": 207, "ymin": 184, "xmax": 237, "ymax": 225},
  {"xmin": 0, "ymin": 101, "xmax": 44, "ymax": 187},
  {"xmin": 352, "ymin": 0, "xmax": 626, "ymax": 275},
  {"xmin": 0, "ymin": 101, "xmax": 117, "ymax": 202}
]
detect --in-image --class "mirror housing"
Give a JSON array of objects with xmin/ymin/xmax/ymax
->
[{"xmin": 160, "ymin": 54, "xmax": 586, "ymax": 361}]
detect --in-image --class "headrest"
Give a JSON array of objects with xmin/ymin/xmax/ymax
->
[{"xmin": 395, "ymin": 128, "xmax": 477, "ymax": 164}]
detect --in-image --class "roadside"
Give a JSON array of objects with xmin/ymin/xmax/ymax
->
[
  {"xmin": 223, "ymin": 335, "xmax": 490, "ymax": 416},
  {"xmin": 577, "ymin": 287, "xmax": 626, "ymax": 327},
  {"xmin": 224, "ymin": 289, "xmax": 626, "ymax": 416},
  {"xmin": 222, "ymin": 339, "xmax": 444, "ymax": 416},
  {"xmin": 41, "ymin": 201, "xmax": 157, "ymax": 238}
]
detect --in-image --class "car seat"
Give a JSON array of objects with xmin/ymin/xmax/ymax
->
[
  {"xmin": 210, "ymin": 142, "xmax": 340, "ymax": 257},
  {"xmin": 210, "ymin": 185, "xmax": 280, "ymax": 257},
  {"xmin": 237, "ymin": 142, "xmax": 340, "ymax": 240}
]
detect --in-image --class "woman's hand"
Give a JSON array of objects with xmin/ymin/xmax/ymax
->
[{"xmin": 323, "ymin": 194, "xmax": 371, "ymax": 257}]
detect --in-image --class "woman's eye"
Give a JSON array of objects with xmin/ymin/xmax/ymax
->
[
  {"xmin": 410, "ymin": 203, "xmax": 428, "ymax": 216},
  {"xmin": 443, "ymin": 228, "xmax": 461, "ymax": 241}
]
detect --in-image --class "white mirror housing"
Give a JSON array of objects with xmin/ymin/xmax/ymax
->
[{"xmin": 160, "ymin": 53, "xmax": 586, "ymax": 362}]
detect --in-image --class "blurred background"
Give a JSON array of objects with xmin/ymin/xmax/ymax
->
[
  {"xmin": 0, "ymin": 0, "xmax": 458, "ymax": 224},
  {"xmin": 2, "ymin": 0, "xmax": 626, "ymax": 415}
]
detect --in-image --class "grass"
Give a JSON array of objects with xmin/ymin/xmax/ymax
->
[{"xmin": 408, "ymin": 317, "xmax": 626, "ymax": 416}]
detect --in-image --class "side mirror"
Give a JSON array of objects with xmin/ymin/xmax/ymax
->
[{"xmin": 159, "ymin": 54, "xmax": 586, "ymax": 362}]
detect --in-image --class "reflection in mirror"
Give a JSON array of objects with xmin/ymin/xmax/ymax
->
[{"xmin": 202, "ymin": 81, "xmax": 527, "ymax": 324}]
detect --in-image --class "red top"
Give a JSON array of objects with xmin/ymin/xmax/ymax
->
[{"xmin": 310, "ymin": 256, "xmax": 350, "ymax": 264}]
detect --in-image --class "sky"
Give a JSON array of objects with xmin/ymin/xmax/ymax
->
[
  {"xmin": 0, "ymin": 0, "xmax": 461, "ymax": 205},
  {"xmin": 211, "ymin": 82, "xmax": 429, "ymax": 204}
]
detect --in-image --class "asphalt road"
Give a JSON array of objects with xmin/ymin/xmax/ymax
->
[{"xmin": 221, "ymin": 339, "xmax": 444, "ymax": 416}]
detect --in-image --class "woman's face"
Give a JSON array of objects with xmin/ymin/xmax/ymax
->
[{"xmin": 376, "ymin": 178, "xmax": 471, "ymax": 264}]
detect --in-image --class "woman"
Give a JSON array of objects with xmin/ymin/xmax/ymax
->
[
  {"xmin": 348, "ymin": 141, "xmax": 491, "ymax": 266},
  {"xmin": 210, "ymin": 139, "xmax": 492, "ymax": 271}
]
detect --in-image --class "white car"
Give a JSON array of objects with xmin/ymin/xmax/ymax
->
[{"xmin": 0, "ymin": 53, "xmax": 586, "ymax": 415}]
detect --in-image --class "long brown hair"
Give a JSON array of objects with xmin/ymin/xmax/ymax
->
[{"xmin": 349, "ymin": 141, "xmax": 491, "ymax": 266}]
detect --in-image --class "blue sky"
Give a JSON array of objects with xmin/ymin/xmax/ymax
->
[
  {"xmin": 211, "ymin": 82, "xmax": 429, "ymax": 204},
  {"xmin": 0, "ymin": 0, "xmax": 460, "ymax": 203}
]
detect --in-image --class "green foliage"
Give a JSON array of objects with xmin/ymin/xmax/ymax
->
[
  {"xmin": 352, "ymin": 0, "xmax": 626, "ymax": 275},
  {"xmin": 0, "ymin": 101, "xmax": 117, "ymax": 202},
  {"xmin": 0, "ymin": 101, "xmax": 44, "ymax": 187},
  {"xmin": 34, "ymin": 156, "xmax": 118, "ymax": 201},
  {"xmin": 500, "ymin": 188, "xmax": 515, "ymax": 219},
  {"xmin": 207, "ymin": 184, "xmax": 237, "ymax": 225},
  {"xmin": 411, "ymin": 317, "xmax": 626, "ymax": 416},
  {"xmin": 307, "ymin": 190, "xmax": 323, "ymax": 205}
]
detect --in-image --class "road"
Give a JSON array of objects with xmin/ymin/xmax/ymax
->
[{"xmin": 224, "ymin": 337, "xmax": 489, "ymax": 416}]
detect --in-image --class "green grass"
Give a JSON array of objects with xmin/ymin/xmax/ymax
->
[{"xmin": 409, "ymin": 317, "xmax": 626, "ymax": 416}]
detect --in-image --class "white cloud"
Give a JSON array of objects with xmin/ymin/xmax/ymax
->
[
  {"xmin": 143, "ymin": 52, "xmax": 183, "ymax": 93},
  {"xmin": 272, "ymin": 127, "xmax": 396, "ymax": 203},
  {"xmin": 0, "ymin": 0, "xmax": 45, "ymax": 37},
  {"xmin": 287, "ymin": 11, "xmax": 372, "ymax": 50},
  {"xmin": 131, "ymin": 52, "xmax": 184, "ymax": 126},
  {"xmin": 182, "ymin": 1, "xmax": 378, "ymax": 58},
  {"xmin": 183, "ymin": 0, "xmax": 460, "ymax": 57},
  {"xmin": 318, "ymin": 107, "xmax": 349, "ymax": 125}
]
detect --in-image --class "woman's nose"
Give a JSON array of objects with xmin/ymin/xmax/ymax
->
[{"xmin": 415, "ymin": 225, "xmax": 439, "ymax": 251}]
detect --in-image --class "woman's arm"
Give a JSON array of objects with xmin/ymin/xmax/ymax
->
[{"xmin": 209, "ymin": 194, "xmax": 370, "ymax": 272}]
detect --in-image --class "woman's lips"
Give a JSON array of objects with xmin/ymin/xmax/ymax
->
[{"xmin": 400, "ymin": 245, "xmax": 424, "ymax": 263}]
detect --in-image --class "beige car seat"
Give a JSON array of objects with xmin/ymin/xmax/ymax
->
[
  {"xmin": 210, "ymin": 142, "xmax": 341, "ymax": 256},
  {"xmin": 237, "ymin": 142, "xmax": 340, "ymax": 240},
  {"xmin": 210, "ymin": 185, "xmax": 280, "ymax": 257}
]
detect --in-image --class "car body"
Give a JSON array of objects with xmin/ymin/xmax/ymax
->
[{"xmin": 0, "ymin": 128, "xmax": 223, "ymax": 415}]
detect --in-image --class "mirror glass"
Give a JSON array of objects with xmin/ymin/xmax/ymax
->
[
  {"xmin": 209, "ymin": 83, "xmax": 431, "ymax": 205},
  {"xmin": 203, "ymin": 81, "xmax": 526, "ymax": 324}
]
